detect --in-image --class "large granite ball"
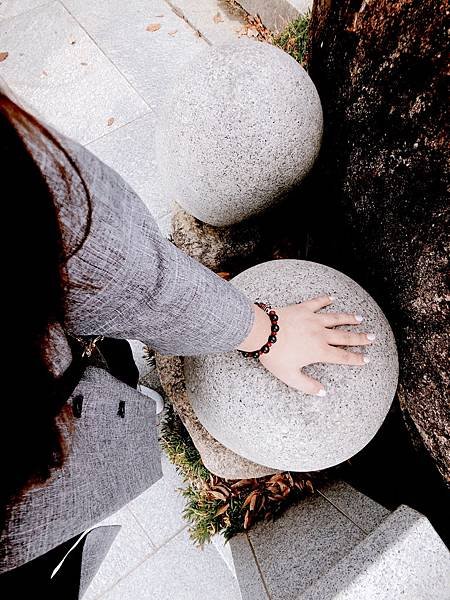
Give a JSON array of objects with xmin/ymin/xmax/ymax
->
[
  {"xmin": 185, "ymin": 260, "xmax": 399, "ymax": 472},
  {"xmin": 156, "ymin": 41, "xmax": 323, "ymax": 226}
]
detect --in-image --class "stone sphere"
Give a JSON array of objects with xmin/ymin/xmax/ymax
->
[
  {"xmin": 155, "ymin": 41, "xmax": 323, "ymax": 226},
  {"xmin": 185, "ymin": 260, "xmax": 399, "ymax": 472}
]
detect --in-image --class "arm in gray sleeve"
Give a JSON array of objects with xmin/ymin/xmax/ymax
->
[{"xmin": 53, "ymin": 133, "xmax": 255, "ymax": 355}]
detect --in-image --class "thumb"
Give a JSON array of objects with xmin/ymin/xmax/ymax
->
[{"xmin": 292, "ymin": 371, "xmax": 327, "ymax": 397}]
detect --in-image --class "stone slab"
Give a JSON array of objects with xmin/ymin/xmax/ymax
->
[
  {"xmin": 186, "ymin": 260, "xmax": 399, "ymax": 472},
  {"xmin": 239, "ymin": 0, "xmax": 312, "ymax": 32},
  {"xmin": 167, "ymin": 0, "xmax": 247, "ymax": 45},
  {"xmin": 102, "ymin": 527, "xmax": 242, "ymax": 600},
  {"xmin": 62, "ymin": 0, "xmax": 206, "ymax": 116},
  {"xmin": 87, "ymin": 111, "xmax": 170, "ymax": 223},
  {"xmin": 300, "ymin": 505, "xmax": 450, "ymax": 600},
  {"xmin": 318, "ymin": 480, "xmax": 391, "ymax": 534},
  {"xmin": 231, "ymin": 491, "xmax": 366, "ymax": 600},
  {"xmin": 0, "ymin": 0, "xmax": 48, "ymax": 20},
  {"xmin": 0, "ymin": 1, "xmax": 149, "ymax": 144},
  {"xmin": 82, "ymin": 507, "xmax": 155, "ymax": 600},
  {"xmin": 127, "ymin": 453, "xmax": 188, "ymax": 548}
]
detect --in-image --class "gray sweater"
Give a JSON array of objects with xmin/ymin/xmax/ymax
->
[{"xmin": 0, "ymin": 121, "xmax": 254, "ymax": 580}]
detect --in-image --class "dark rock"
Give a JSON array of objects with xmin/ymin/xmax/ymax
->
[{"xmin": 303, "ymin": 0, "xmax": 449, "ymax": 483}]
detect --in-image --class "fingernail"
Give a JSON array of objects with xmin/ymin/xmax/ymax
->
[
  {"xmin": 355, "ymin": 314, "xmax": 364, "ymax": 322},
  {"xmin": 367, "ymin": 333, "xmax": 376, "ymax": 341},
  {"xmin": 316, "ymin": 388, "xmax": 327, "ymax": 397},
  {"xmin": 363, "ymin": 356, "xmax": 371, "ymax": 364}
]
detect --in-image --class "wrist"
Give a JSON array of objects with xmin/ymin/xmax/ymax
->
[{"xmin": 236, "ymin": 303, "xmax": 272, "ymax": 352}]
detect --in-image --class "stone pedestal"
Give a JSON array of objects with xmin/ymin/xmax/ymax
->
[{"xmin": 186, "ymin": 259, "xmax": 399, "ymax": 472}]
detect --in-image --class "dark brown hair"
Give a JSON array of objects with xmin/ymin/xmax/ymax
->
[{"xmin": 0, "ymin": 91, "xmax": 92, "ymax": 523}]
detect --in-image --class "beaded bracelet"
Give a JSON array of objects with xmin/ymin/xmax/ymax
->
[{"xmin": 238, "ymin": 302, "xmax": 280, "ymax": 359}]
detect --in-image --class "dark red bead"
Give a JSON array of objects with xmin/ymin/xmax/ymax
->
[
  {"xmin": 242, "ymin": 352, "xmax": 250, "ymax": 358},
  {"xmin": 261, "ymin": 345, "xmax": 270, "ymax": 353},
  {"xmin": 270, "ymin": 314, "xmax": 279, "ymax": 322},
  {"xmin": 269, "ymin": 335, "xmax": 277, "ymax": 343},
  {"xmin": 252, "ymin": 351, "xmax": 260, "ymax": 359},
  {"xmin": 269, "ymin": 310, "xmax": 275, "ymax": 316},
  {"xmin": 267, "ymin": 342, "xmax": 272, "ymax": 347},
  {"xmin": 271, "ymin": 324, "xmax": 280, "ymax": 332}
]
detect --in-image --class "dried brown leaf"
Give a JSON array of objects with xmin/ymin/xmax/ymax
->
[
  {"xmin": 242, "ymin": 490, "xmax": 258, "ymax": 509},
  {"xmin": 244, "ymin": 510, "xmax": 252, "ymax": 529},
  {"xmin": 0, "ymin": 52, "xmax": 9, "ymax": 62},
  {"xmin": 231, "ymin": 479, "xmax": 253, "ymax": 489},
  {"xmin": 209, "ymin": 490, "xmax": 228, "ymax": 501},
  {"xmin": 107, "ymin": 117, "xmax": 115, "ymax": 127},
  {"xmin": 216, "ymin": 272, "xmax": 231, "ymax": 280},
  {"xmin": 168, "ymin": 29, "xmax": 178, "ymax": 36},
  {"xmin": 215, "ymin": 503, "xmax": 229, "ymax": 517},
  {"xmin": 249, "ymin": 493, "xmax": 258, "ymax": 512},
  {"xmin": 213, "ymin": 12, "xmax": 224, "ymax": 24},
  {"xmin": 146, "ymin": 23, "xmax": 161, "ymax": 32},
  {"xmin": 305, "ymin": 480, "xmax": 314, "ymax": 494}
]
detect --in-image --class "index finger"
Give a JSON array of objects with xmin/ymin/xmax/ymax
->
[{"xmin": 301, "ymin": 295, "xmax": 334, "ymax": 313}]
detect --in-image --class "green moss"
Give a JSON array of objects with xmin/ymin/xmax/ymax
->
[
  {"xmin": 273, "ymin": 12, "xmax": 311, "ymax": 67},
  {"xmin": 160, "ymin": 405, "xmax": 321, "ymax": 546}
]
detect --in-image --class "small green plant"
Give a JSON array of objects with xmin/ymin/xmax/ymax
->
[
  {"xmin": 273, "ymin": 12, "xmax": 311, "ymax": 67},
  {"xmin": 160, "ymin": 405, "xmax": 323, "ymax": 546}
]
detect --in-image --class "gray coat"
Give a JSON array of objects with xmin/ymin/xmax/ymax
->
[{"xmin": 0, "ymin": 123, "xmax": 254, "ymax": 592}]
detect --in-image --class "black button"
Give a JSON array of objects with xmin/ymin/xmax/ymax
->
[{"xmin": 72, "ymin": 394, "xmax": 84, "ymax": 418}]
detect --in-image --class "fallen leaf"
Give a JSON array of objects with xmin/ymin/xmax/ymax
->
[
  {"xmin": 247, "ymin": 27, "xmax": 258, "ymax": 38},
  {"xmin": 244, "ymin": 510, "xmax": 252, "ymax": 529},
  {"xmin": 80, "ymin": 62, "xmax": 88, "ymax": 66},
  {"xmin": 208, "ymin": 490, "xmax": 228, "ymax": 501},
  {"xmin": 168, "ymin": 30, "xmax": 178, "ymax": 36},
  {"xmin": 41, "ymin": 69, "xmax": 48, "ymax": 77},
  {"xmin": 217, "ymin": 272, "xmax": 230, "ymax": 279},
  {"xmin": 68, "ymin": 37, "xmax": 76, "ymax": 45},
  {"xmin": 213, "ymin": 12, "xmax": 224, "ymax": 24},
  {"xmin": 146, "ymin": 23, "xmax": 161, "ymax": 32},
  {"xmin": 0, "ymin": 52, "xmax": 9, "ymax": 62},
  {"xmin": 242, "ymin": 490, "xmax": 258, "ymax": 509},
  {"xmin": 107, "ymin": 117, "xmax": 115, "ymax": 126},
  {"xmin": 215, "ymin": 503, "xmax": 229, "ymax": 517}
]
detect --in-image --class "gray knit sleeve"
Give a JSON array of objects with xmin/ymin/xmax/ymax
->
[{"xmin": 45, "ymin": 131, "xmax": 255, "ymax": 355}]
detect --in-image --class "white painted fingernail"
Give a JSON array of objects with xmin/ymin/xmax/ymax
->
[
  {"xmin": 367, "ymin": 333, "xmax": 376, "ymax": 341},
  {"xmin": 316, "ymin": 388, "xmax": 327, "ymax": 397},
  {"xmin": 355, "ymin": 315, "xmax": 364, "ymax": 322},
  {"xmin": 363, "ymin": 356, "xmax": 371, "ymax": 364}
]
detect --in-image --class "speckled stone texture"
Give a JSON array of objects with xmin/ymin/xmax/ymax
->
[
  {"xmin": 300, "ymin": 505, "xmax": 450, "ymax": 600},
  {"xmin": 156, "ymin": 354, "xmax": 278, "ymax": 479},
  {"xmin": 185, "ymin": 260, "xmax": 399, "ymax": 471},
  {"xmin": 156, "ymin": 40, "xmax": 323, "ymax": 226}
]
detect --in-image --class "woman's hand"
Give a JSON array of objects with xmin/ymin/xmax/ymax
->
[{"xmin": 237, "ymin": 296, "xmax": 375, "ymax": 396}]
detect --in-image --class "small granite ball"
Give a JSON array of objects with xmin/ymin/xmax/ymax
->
[
  {"xmin": 156, "ymin": 41, "xmax": 323, "ymax": 226},
  {"xmin": 185, "ymin": 260, "xmax": 399, "ymax": 472}
]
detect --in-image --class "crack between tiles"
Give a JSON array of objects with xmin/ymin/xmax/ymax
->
[
  {"xmin": 247, "ymin": 534, "xmax": 273, "ymax": 600},
  {"xmin": 91, "ymin": 524, "xmax": 189, "ymax": 600},
  {"xmin": 316, "ymin": 489, "xmax": 369, "ymax": 535},
  {"xmin": 163, "ymin": 0, "xmax": 213, "ymax": 45},
  {"xmin": 58, "ymin": 0, "xmax": 153, "ymax": 110},
  {"xmin": 84, "ymin": 110, "xmax": 155, "ymax": 148}
]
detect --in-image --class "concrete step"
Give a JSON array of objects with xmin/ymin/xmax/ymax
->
[
  {"xmin": 215, "ymin": 480, "xmax": 450, "ymax": 600},
  {"xmin": 300, "ymin": 504, "xmax": 450, "ymax": 600},
  {"xmin": 215, "ymin": 480, "xmax": 391, "ymax": 600}
]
